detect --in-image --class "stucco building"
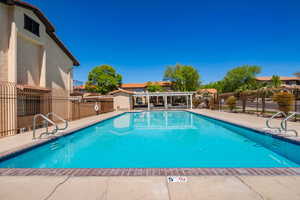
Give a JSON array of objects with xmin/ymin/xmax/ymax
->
[
  {"xmin": 109, "ymin": 89, "xmax": 134, "ymax": 111},
  {"xmin": 0, "ymin": 0, "xmax": 79, "ymax": 89},
  {"xmin": 0, "ymin": 0, "xmax": 79, "ymax": 136}
]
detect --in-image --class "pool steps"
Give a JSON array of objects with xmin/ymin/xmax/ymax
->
[
  {"xmin": 32, "ymin": 113, "xmax": 68, "ymax": 140},
  {"xmin": 281, "ymin": 112, "xmax": 298, "ymax": 136},
  {"xmin": 265, "ymin": 112, "xmax": 298, "ymax": 136}
]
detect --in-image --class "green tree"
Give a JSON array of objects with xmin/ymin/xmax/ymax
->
[
  {"xmin": 270, "ymin": 75, "xmax": 282, "ymax": 88},
  {"xmin": 199, "ymin": 81, "xmax": 224, "ymax": 93},
  {"xmin": 272, "ymin": 91, "xmax": 295, "ymax": 115},
  {"xmin": 86, "ymin": 65, "xmax": 122, "ymax": 94},
  {"xmin": 163, "ymin": 63, "xmax": 201, "ymax": 91},
  {"xmin": 146, "ymin": 82, "xmax": 163, "ymax": 92},
  {"xmin": 222, "ymin": 65, "xmax": 261, "ymax": 92}
]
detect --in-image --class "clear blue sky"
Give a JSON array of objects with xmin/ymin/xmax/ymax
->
[{"xmin": 26, "ymin": 0, "xmax": 300, "ymax": 84}]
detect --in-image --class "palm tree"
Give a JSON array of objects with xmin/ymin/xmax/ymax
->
[
  {"xmin": 257, "ymin": 87, "xmax": 273, "ymax": 114},
  {"xmin": 235, "ymin": 85, "xmax": 249, "ymax": 113},
  {"xmin": 235, "ymin": 80, "xmax": 265, "ymax": 113},
  {"xmin": 270, "ymin": 75, "xmax": 282, "ymax": 88}
]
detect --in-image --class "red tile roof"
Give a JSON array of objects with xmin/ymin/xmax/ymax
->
[
  {"xmin": 121, "ymin": 83, "xmax": 147, "ymax": 88},
  {"xmin": 121, "ymin": 81, "xmax": 172, "ymax": 88},
  {"xmin": 256, "ymin": 76, "xmax": 300, "ymax": 81},
  {"xmin": 156, "ymin": 81, "xmax": 172, "ymax": 86},
  {"xmin": 109, "ymin": 89, "xmax": 135, "ymax": 95},
  {"xmin": 197, "ymin": 88, "xmax": 218, "ymax": 94},
  {"xmin": 73, "ymin": 85, "xmax": 85, "ymax": 90}
]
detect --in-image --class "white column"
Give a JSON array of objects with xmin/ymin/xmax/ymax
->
[
  {"xmin": 164, "ymin": 95, "xmax": 167, "ymax": 109},
  {"xmin": 190, "ymin": 95, "xmax": 193, "ymax": 109},
  {"xmin": 186, "ymin": 95, "xmax": 189, "ymax": 109},
  {"xmin": 147, "ymin": 95, "xmax": 150, "ymax": 110},
  {"xmin": 8, "ymin": 22, "xmax": 17, "ymax": 82}
]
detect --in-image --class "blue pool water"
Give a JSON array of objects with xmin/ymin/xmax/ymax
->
[{"xmin": 1, "ymin": 111, "xmax": 300, "ymax": 168}]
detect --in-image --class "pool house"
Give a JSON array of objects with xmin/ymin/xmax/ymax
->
[{"xmin": 133, "ymin": 91, "xmax": 195, "ymax": 110}]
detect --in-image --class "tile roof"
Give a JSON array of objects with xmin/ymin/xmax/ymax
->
[
  {"xmin": 121, "ymin": 83, "xmax": 147, "ymax": 88},
  {"xmin": 16, "ymin": 84, "xmax": 51, "ymax": 91},
  {"xmin": 73, "ymin": 85, "xmax": 85, "ymax": 90},
  {"xmin": 121, "ymin": 81, "xmax": 172, "ymax": 88},
  {"xmin": 197, "ymin": 88, "xmax": 218, "ymax": 94},
  {"xmin": 256, "ymin": 76, "xmax": 300, "ymax": 81},
  {"xmin": 109, "ymin": 89, "xmax": 135, "ymax": 95}
]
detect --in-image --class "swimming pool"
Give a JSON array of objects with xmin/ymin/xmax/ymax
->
[{"xmin": 0, "ymin": 111, "xmax": 300, "ymax": 168}]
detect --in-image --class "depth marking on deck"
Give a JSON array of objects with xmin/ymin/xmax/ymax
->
[{"xmin": 167, "ymin": 176, "xmax": 188, "ymax": 183}]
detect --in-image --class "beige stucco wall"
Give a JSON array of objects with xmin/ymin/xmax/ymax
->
[
  {"xmin": 0, "ymin": 5, "xmax": 74, "ymax": 91},
  {"xmin": 17, "ymin": 35, "xmax": 42, "ymax": 85},
  {"xmin": 45, "ymin": 34, "xmax": 73, "ymax": 91},
  {"xmin": 0, "ymin": 5, "xmax": 17, "ymax": 136},
  {"xmin": 14, "ymin": 7, "xmax": 47, "ymax": 44},
  {"xmin": 0, "ymin": 4, "xmax": 76, "ymax": 133},
  {"xmin": 0, "ymin": 4, "xmax": 11, "ymax": 81},
  {"xmin": 113, "ymin": 93, "xmax": 132, "ymax": 111}
]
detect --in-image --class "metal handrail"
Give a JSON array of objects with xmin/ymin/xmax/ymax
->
[
  {"xmin": 33, "ymin": 114, "xmax": 58, "ymax": 139},
  {"xmin": 281, "ymin": 112, "xmax": 298, "ymax": 136},
  {"xmin": 46, "ymin": 112, "xmax": 69, "ymax": 131},
  {"xmin": 266, "ymin": 111, "xmax": 286, "ymax": 132}
]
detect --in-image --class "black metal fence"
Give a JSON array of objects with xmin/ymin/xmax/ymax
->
[
  {"xmin": 0, "ymin": 82, "xmax": 114, "ymax": 138},
  {"xmin": 207, "ymin": 89, "xmax": 300, "ymax": 121}
]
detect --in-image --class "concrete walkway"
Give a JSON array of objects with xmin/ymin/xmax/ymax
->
[
  {"xmin": 0, "ymin": 111, "xmax": 124, "ymax": 155},
  {"xmin": 1, "ymin": 176, "xmax": 300, "ymax": 200},
  {"xmin": 191, "ymin": 109, "xmax": 300, "ymax": 141}
]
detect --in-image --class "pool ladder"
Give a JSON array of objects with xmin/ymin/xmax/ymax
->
[
  {"xmin": 266, "ymin": 112, "xmax": 298, "ymax": 136},
  {"xmin": 32, "ymin": 113, "xmax": 68, "ymax": 139},
  {"xmin": 280, "ymin": 112, "xmax": 298, "ymax": 136}
]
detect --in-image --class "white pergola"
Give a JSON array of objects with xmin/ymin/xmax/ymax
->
[{"xmin": 133, "ymin": 91, "xmax": 195, "ymax": 110}]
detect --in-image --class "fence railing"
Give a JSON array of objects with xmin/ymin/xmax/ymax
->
[
  {"xmin": 0, "ymin": 82, "xmax": 114, "ymax": 138},
  {"xmin": 207, "ymin": 90, "xmax": 300, "ymax": 121}
]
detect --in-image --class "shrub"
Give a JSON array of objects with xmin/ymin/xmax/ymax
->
[
  {"xmin": 272, "ymin": 91, "xmax": 295, "ymax": 114},
  {"xmin": 226, "ymin": 96, "xmax": 237, "ymax": 112},
  {"xmin": 146, "ymin": 82, "xmax": 163, "ymax": 92},
  {"xmin": 192, "ymin": 97, "xmax": 202, "ymax": 108}
]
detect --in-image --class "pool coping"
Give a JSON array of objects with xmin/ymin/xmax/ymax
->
[
  {"xmin": 0, "ymin": 110, "xmax": 300, "ymax": 176},
  {"xmin": 0, "ymin": 167, "xmax": 300, "ymax": 176},
  {"xmin": 187, "ymin": 110, "xmax": 300, "ymax": 146}
]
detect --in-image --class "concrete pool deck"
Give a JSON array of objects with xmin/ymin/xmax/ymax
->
[
  {"xmin": 0, "ymin": 111, "xmax": 125, "ymax": 156},
  {"xmin": 0, "ymin": 109, "xmax": 300, "ymax": 199},
  {"xmin": 190, "ymin": 109, "xmax": 300, "ymax": 140},
  {"xmin": 1, "ymin": 176, "xmax": 300, "ymax": 200}
]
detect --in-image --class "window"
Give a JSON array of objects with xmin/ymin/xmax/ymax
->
[{"xmin": 24, "ymin": 14, "xmax": 40, "ymax": 36}]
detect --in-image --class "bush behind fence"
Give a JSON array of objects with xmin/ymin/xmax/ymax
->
[{"xmin": 209, "ymin": 90, "xmax": 300, "ymax": 120}]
